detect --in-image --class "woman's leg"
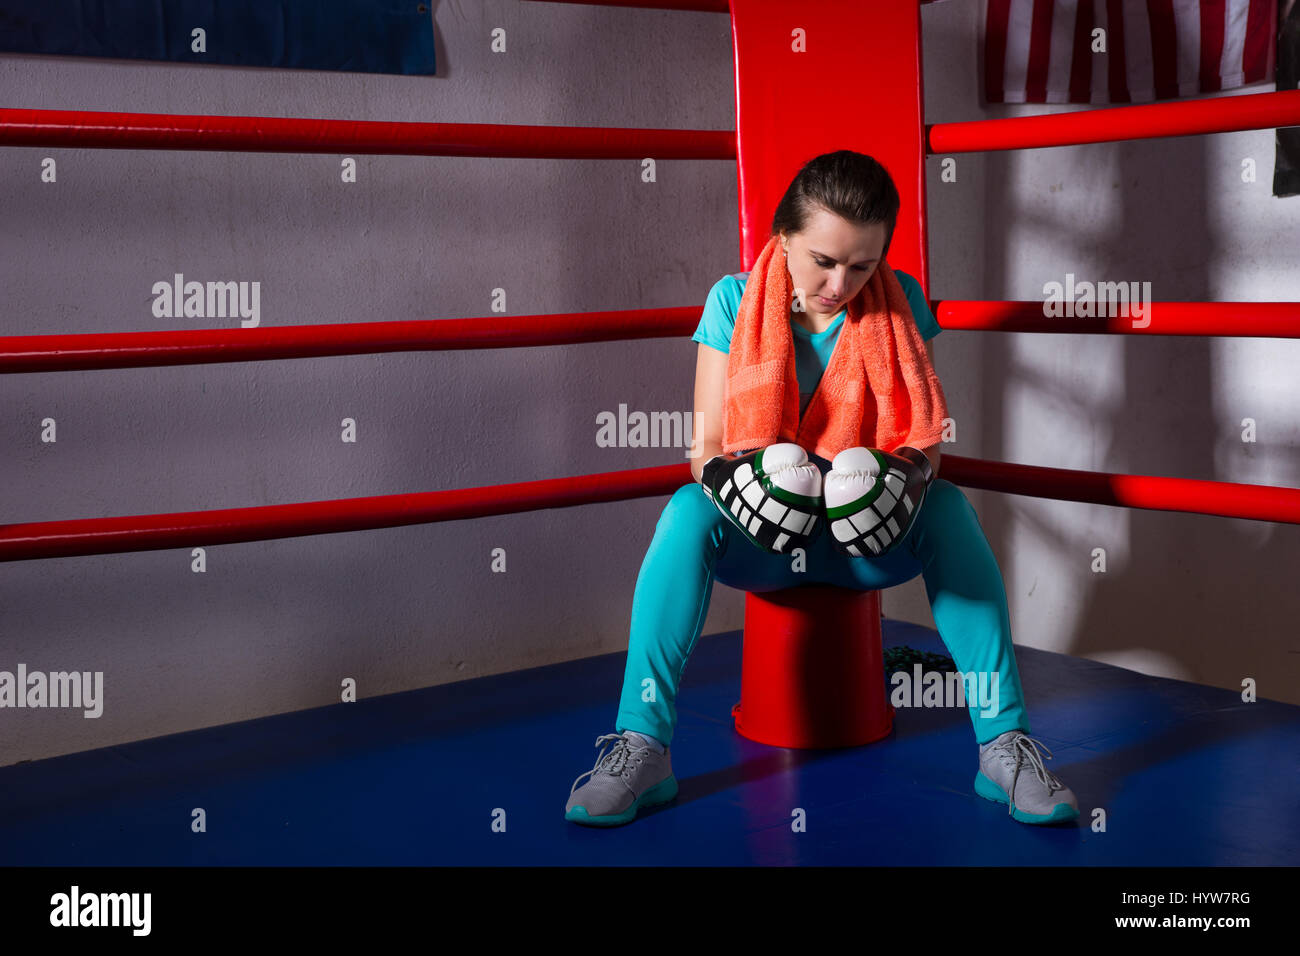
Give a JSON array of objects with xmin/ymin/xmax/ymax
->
[
  {"xmin": 822, "ymin": 478, "xmax": 1030, "ymax": 746},
  {"xmin": 615, "ymin": 482, "xmax": 822, "ymax": 746},
  {"xmin": 616, "ymin": 478, "xmax": 1030, "ymax": 749}
]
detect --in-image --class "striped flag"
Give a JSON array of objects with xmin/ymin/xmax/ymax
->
[{"xmin": 985, "ymin": 0, "xmax": 1278, "ymax": 104}]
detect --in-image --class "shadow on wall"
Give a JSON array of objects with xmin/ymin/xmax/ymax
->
[{"xmin": 980, "ymin": 135, "xmax": 1299, "ymax": 703}]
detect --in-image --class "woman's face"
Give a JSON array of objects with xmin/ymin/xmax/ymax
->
[{"xmin": 780, "ymin": 207, "xmax": 888, "ymax": 322}]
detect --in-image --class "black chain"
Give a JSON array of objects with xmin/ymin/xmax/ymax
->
[{"xmin": 883, "ymin": 645, "xmax": 955, "ymax": 677}]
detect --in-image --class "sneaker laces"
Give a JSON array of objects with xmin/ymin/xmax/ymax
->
[
  {"xmin": 569, "ymin": 733, "xmax": 645, "ymax": 796},
  {"xmin": 990, "ymin": 733, "xmax": 1063, "ymax": 815}
]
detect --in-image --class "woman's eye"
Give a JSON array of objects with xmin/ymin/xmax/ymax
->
[{"xmin": 817, "ymin": 259, "xmax": 869, "ymax": 272}]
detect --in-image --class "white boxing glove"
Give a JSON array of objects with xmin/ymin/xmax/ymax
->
[
  {"xmin": 823, "ymin": 446, "xmax": 933, "ymax": 557},
  {"xmin": 700, "ymin": 442, "xmax": 824, "ymax": 554}
]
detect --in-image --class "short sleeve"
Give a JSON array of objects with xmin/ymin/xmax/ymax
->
[
  {"xmin": 691, "ymin": 274, "xmax": 744, "ymax": 354},
  {"xmin": 894, "ymin": 269, "xmax": 942, "ymax": 342}
]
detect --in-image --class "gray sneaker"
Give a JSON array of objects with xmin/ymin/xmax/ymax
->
[
  {"xmin": 975, "ymin": 731, "xmax": 1079, "ymax": 824},
  {"xmin": 565, "ymin": 731, "xmax": 678, "ymax": 826}
]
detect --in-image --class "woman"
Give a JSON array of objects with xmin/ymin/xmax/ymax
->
[{"xmin": 565, "ymin": 151, "xmax": 1079, "ymax": 828}]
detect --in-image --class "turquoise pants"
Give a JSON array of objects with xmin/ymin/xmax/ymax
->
[{"xmin": 615, "ymin": 477, "xmax": 1031, "ymax": 748}]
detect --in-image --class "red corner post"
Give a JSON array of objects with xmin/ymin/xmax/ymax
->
[
  {"xmin": 732, "ymin": 587, "xmax": 893, "ymax": 749},
  {"xmin": 730, "ymin": 0, "xmax": 929, "ymax": 286},
  {"xmin": 727, "ymin": 0, "xmax": 926, "ymax": 748}
]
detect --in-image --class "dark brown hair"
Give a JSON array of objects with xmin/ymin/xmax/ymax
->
[{"xmin": 770, "ymin": 150, "xmax": 901, "ymax": 259}]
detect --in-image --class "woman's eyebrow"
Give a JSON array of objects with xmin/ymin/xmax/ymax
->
[{"xmin": 810, "ymin": 250, "xmax": 879, "ymax": 265}]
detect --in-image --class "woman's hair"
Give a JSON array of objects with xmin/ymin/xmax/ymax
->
[{"xmin": 769, "ymin": 150, "xmax": 901, "ymax": 258}]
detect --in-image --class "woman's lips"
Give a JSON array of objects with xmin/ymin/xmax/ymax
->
[{"xmin": 818, "ymin": 296, "xmax": 839, "ymax": 306}]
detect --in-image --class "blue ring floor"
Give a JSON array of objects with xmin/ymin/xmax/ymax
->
[{"xmin": 1, "ymin": 619, "xmax": 1297, "ymax": 866}]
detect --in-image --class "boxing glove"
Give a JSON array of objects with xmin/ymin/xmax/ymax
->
[
  {"xmin": 823, "ymin": 446, "xmax": 933, "ymax": 557},
  {"xmin": 700, "ymin": 442, "xmax": 824, "ymax": 554}
]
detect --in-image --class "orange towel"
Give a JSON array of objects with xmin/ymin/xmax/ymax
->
[{"xmin": 722, "ymin": 234, "xmax": 948, "ymax": 463}]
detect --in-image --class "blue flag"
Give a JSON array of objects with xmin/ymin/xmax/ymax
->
[{"xmin": 0, "ymin": 0, "xmax": 436, "ymax": 75}]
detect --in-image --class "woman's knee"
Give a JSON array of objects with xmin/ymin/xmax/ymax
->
[
  {"xmin": 927, "ymin": 478, "xmax": 962, "ymax": 507},
  {"xmin": 923, "ymin": 478, "xmax": 980, "ymax": 526},
  {"xmin": 668, "ymin": 480, "xmax": 712, "ymax": 512},
  {"xmin": 660, "ymin": 482, "xmax": 725, "ymax": 535}
]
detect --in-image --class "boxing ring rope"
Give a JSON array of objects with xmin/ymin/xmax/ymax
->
[
  {"xmin": 6, "ymin": 91, "xmax": 1300, "ymax": 158},
  {"xmin": 3, "ymin": 461, "xmax": 1297, "ymax": 564},
  {"xmin": 0, "ymin": 107, "xmax": 734, "ymax": 159},
  {"xmin": 933, "ymin": 300, "xmax": 1300, "ymax": 337},
  {"xmin": 0, "ymin": 309, "xmax": 701, "ymax": 372},
  {"xmin": 4, "ymin": 299, "xmax": 1299, "ymax": 375},
  {"xmin": 929, "ymin": 88, "xmax": 1300, "ymax": 152},
  {"xmin": 530, "ymin": 0, "xmax": 728, "ymax": 11},
  {"xmin": 528, "ymin": 0, "xmax": 945, "ymax": 11},
  {"xmin": 0, "ymin": 464, "xmax": 691, "ymax": 563},
  {"xmin": 4, "ymin": 7, "xmax": 1300, "ymax": 565}
]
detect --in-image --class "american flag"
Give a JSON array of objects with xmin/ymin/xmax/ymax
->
[{"xmin": 985, "ymin": 0, "xmax": 1277, "ymax": 104}]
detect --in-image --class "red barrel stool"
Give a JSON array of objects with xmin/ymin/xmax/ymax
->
[{"xmin": 730, "ymin": 584, "xmax": 893, "ymax": 749}]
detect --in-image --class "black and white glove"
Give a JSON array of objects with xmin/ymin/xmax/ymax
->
[
  {"xmin": 823, "ymin": 446, "xmax": 933, "ymax": 557},
  {"xmin": 700, "ymin": 442, "xmax": 824, "ymax": 554}
]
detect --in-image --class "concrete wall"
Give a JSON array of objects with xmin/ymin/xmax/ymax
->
[
  {"xmin": 2, "ymin": 0, "xmax": 1295, "ymax": 766},
  {"xmin": 896, "ymin": 0, "xmax": 1300, "ymax": 707}
]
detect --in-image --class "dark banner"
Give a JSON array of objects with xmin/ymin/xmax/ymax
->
[
  {"xmin": 0, "ymin": 0, "xmax": 435, "ymax": 76},
  {"xmin": 0, "ymin": 865, "xmax": 1293, "ymax": 941},
  {"xmin": 1276, "ymin": 0, "xmax": 1300, "ymax": 196}
]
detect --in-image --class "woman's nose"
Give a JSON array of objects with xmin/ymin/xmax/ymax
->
[{"xmin": 826, "ymin": 267, "xmax": 848, "ymax": 296}]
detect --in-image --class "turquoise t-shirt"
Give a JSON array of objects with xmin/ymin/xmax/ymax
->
[{"xmin": 691, "ymin": 268, "xmax": 941, "ymax": 419}]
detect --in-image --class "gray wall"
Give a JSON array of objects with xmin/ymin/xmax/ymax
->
[
  {"xmin": 2, "ymin": 1, "xmax": 1296, "ymax": 767},
  {"xmin": 897, "ymin": 0, "xmax": 1300, "ymax": 706}
]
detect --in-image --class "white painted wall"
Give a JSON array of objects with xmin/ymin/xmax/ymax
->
[
  {"xmin": 893, "ymin": 0, "xmax": 1300, "ymax": 707},
  {"xmin": 0, "ymin": 2, "xmax": 738, "ymax": 765},
  {"xmin": 1, "ymin": 1, "xmax": 1295, "ymax": 767}
]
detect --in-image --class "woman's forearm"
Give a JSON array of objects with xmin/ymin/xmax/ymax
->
[
  {"xmin": 690, "ymin": 440, "xmax": 725, "ymax": 483},
  {"xmin": 914, "ymin": 442, "xmax": 941, "ymax": 478}
]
